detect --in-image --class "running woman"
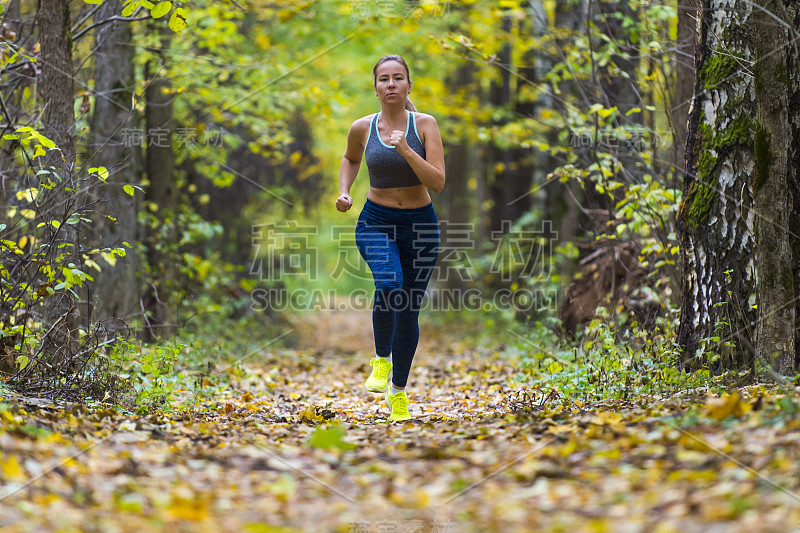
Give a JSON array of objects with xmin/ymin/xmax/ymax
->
[{"xmin": 336, "ymin": 54, "xmax": 445, "ymax": 422}]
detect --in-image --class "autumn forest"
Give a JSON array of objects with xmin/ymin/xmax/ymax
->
[{"xmin": 0, "ymin": 0, "xmax": 799, "ymax": 531}]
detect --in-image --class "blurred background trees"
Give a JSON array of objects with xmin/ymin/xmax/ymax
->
[{"xmin": 0, "ymin": 0, "xmax": 796, "ymax": 402}]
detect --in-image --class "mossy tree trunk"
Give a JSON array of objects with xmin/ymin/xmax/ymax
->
[
  {"xmin": 752, "ymin": 0, "xmax": 795, "ymax": 376},
  {"xmin": 677, "ymin": 0, "xmax": 757, "ymax": 368},
  {"xmin": 786, "ymin": 3, "xmax": 800, "ymax": 371}
]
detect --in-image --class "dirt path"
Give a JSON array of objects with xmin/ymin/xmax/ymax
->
[{"xmin": 0, "ymin": 309, "xmax": 798, "ymax": 532}]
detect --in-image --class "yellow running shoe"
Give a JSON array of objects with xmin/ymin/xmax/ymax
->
[
  {"xmin": 365, "ymin": 356, "xmax": 392, "ymax": 393},
  {"xmin": 385, "ymin": 388, "xmax": 411, "ymax": 422}
]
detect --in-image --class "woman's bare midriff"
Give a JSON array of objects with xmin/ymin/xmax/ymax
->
[{"xmin": 367, "ymin": 185, "xmax": 432, "ymax": 209}]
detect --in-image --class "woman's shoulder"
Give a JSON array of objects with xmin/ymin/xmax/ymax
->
[
  {"xmin": 412, "ymin": 111, "xmax": 438, "ymax": 127},
  {"xmin": 411, "ymin": 112, "xmax": 439, "ymax": 144},
  {"xmin": 412, "ymin": 111, "xmax": 435, "ymax": 119},
  {"xmin": 349, "ymin": 113, "xmax": 377, "ymax": 133}
]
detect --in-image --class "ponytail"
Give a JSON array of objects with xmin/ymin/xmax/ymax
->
[{"xmin": 405, "ymin": 96, "xmax": 417, "ymax": 112}]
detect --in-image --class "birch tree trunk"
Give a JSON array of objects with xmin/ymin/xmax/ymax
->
[{"xmin": 677, "ymin": 0, "xmax": 757, "ymax": 368}]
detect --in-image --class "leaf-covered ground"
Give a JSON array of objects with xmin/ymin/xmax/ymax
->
[{"xmin": 1, "ymin": 309, "xmax": 799, "ymax": 532}]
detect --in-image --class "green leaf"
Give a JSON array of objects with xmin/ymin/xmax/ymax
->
[
  {"xmin": 307, "ymin": 425, "xmax": 356, "ymax": 451},
  {"xmin": 151, "ymin": 1, "xmax": 172, "ymax": 18},
  {"xmin": 121, "ymin": 1, "xmax": 139, "ymax": 17},
  {"xmin": 16, "ymin": 355, "xmax": 29, "ymax": 370},
  {"xmin": 123, "ymin": 184, "xmax": 135, "ymax": 196},
  {"xmin": 88, "ymin": 166, "xmax": 109, "ymax": 182}
]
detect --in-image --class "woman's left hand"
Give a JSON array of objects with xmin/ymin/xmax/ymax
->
[{"xmin": 390, "ymin": 130, "xmax": 412, "ymax": 157}]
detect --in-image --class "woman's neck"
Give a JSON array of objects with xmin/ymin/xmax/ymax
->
[{"xmin": 380, "ymin": 106, "xmax": 407, "ymax": 125}]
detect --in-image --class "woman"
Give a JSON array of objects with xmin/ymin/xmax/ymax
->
[{"xmin": 336, "ymin": 54, "xmax": 445, "ymax": 422}]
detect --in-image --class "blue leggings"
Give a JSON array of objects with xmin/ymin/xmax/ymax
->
[{"xmin": 355, "ymin": 198, "xmax": 440, "ymax": 388}]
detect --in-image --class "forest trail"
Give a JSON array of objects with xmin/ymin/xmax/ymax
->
[
  {"xmin": 283, "ymin": 306, "xmax": 501, "ymax": 424},
  {"xmin": 0, "ymin": 310, "xmax": 798, "ymax": 532}
]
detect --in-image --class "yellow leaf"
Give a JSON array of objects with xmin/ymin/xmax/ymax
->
[
  {"xmin": 16, "ymin": 187, "xmax": 38, "ymax": 202},
  {"xmin": 593, "ymin": 411, "xmax": 623, "ymax": 426},
  {"xmin": 1, "ymin": 455, "xmax": 25, "ymax": 481},
  {"xmin": 704, "ymin": 392, "xmax": 750, "ymax": 421},
  {"xmin": 547, "ymin": 424, "xmax": 574, "ymax": 435},
  {"xmin": 168, "ymin": 7, "xmax": 188, "ymax": 33},
  {"xmin": 597, "ymin": 106, "xmax": 617, "ymax": 118},
  {"xmin": 151, "ymin": 1, "xmax": 172, "ymax": 18},
  {"xmin": 223, "ymin": 403, "xmax": 234, "ymax": 416},
  {"xmin": 255, "ymin": 33, "xmax": 271, "ymax": 49},
  {"xmin": 100, "ymin": 251, "xmax": 117, "ymax": 267},
  {"xmin": 299, "ymin": 405, "xmax": 323, "ymax": 423},
  {"xmin": 167, "ymin": 496, "xmax": 209, "ymax": 521}
]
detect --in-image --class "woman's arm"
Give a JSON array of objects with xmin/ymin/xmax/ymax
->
[
  {"xmin": 337, "ymin": 118, "xmax": 367, "ymax": 212},
  {"xmin": 393, "ymin": 113, "xmax": 445, "ymax": 194}
]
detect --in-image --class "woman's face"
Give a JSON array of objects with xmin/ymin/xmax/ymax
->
[{"xmin": 374, "ymin": 60, "xmax": 411, "ymax": 104}]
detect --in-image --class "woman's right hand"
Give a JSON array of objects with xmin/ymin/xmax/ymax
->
[{"xmin": 336, "ymin": 193, "xmax": 353, "ymax": 212}]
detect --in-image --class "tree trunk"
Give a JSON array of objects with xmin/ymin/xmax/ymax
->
[
  {"xmin": 785, "ymin": 3, "xmax": 800, "ymax": 371},
  {"xmin": 546, "ymin": 0, "xmax": 585, "ymax": 253},
  {"xmin": 37, "ymin": 0, "xmax": 76, "ymax": 170},
  {"xmin": 36, "ymin": 0, "xmax": 80, "ymax": 355},
  {"xmin": 89, "ymin": 0, "xmax": 139, "ymax": 331},
  {"xmin": 752, "ymin": 0, "xmax": 798, "ymax": 376},
  {"xmin": 434, "ymin": 61, "xmax": 475, "ymax": 297},
  {"xmin": 596, "ymin": 0, "xmax": 644, "ymax": 182},
  {"xmin": 485, "ymin": 12, "xmax": 513, "ymax": 245},
  {"xmin": 141, "ymin": 24, "xmax": 177, "ymax": 342},
  {"xmin": 672, "ymin": 0, "xmax": 697, "ymax": 184},
  {"xmin": 677, "ymin": 0, "xmax": 756, "ymax": 368}
]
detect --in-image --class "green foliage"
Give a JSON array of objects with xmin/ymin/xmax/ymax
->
[
  {"xmin": 509, "ymin": 308, "xmax": 718, "ymax": 405},
  {"xmin": 108, "ymin": 339, "xmax": 182, "ymax": 414},
  {"xmin": 0, "ymin": 127, "xmax": 130, "ymax": 398},
  {"xmin": 89, "ymin": 0, "xmax": 189, "ymax": 33},
  {"xmin": 307, "ymin": 423, "xmax": 357, "ymax": 451}
]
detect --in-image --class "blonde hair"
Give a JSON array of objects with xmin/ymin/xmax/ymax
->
[{"xmin": 373, "ymin": 54, "xmax": 417, "ymax": 112}]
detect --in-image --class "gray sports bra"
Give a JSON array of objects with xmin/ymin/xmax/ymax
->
[{"xmin": 364, "ymin": 110, "xmax": 426, "ymax": 188}]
